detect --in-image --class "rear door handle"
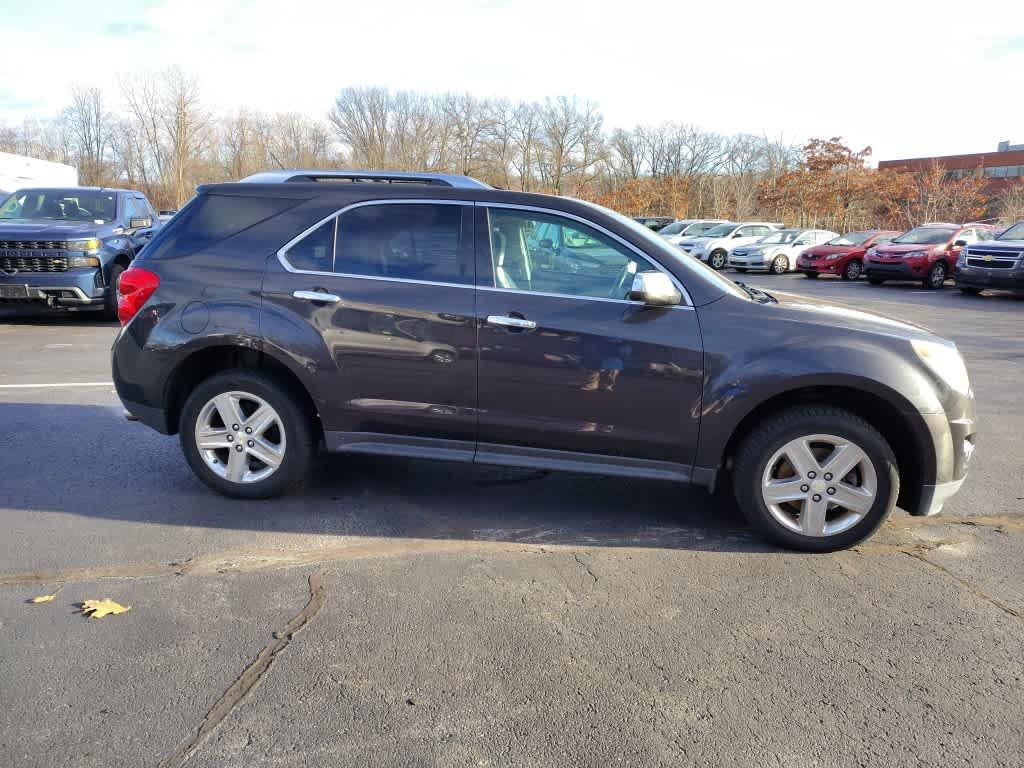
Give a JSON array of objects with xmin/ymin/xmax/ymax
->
[
  {"xmin": 293, "ymin": 290, "xmax": 341, "ymax": 304},
  {"xmin": 486, "ymin": 315, "xmax": 537, "ymax": 330}
]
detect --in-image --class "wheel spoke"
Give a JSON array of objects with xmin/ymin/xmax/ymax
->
[
  {"xmin": 830, "ymin": 482, "xmax": 874, "ymax": 515},
  {"xmin": 820, "ymin": 442, "xmax": 867, "ymax": 481},
  {"xmin": 801, "ymin": 496, "xmax": 828, "ymax": 536},
  {"xmin": 196, "ymin": 428, "xmax": 231, "ymax": 450},
  {"xmin": 763, "ymin": 478, "xmax": 807, "ymax": 505},
  {"xmin": 245, "ymin": 405, "xmax": 277, "ymax": 437},
  {"xmin": 246, "ymin": 437, "xmax": 283, "ymax": 469},
  {"xmin": 213, "ymin": 393, "xmax": 245, "ymax": 428},
  {"xmin": 782, "ymin": 438, "xmax": 820, "ymax": 478},
  {"xmin": 224, "ymin": 448, "xmax": 248, "ymax": 482}
]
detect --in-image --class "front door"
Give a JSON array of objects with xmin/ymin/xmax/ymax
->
[
  {"xmin": 261, "ymin": 201, "xmax": 478, "ymax": 456},
  {"xmin": 474, "ymin": 205, "xmax": 704, "ymax": 471}
]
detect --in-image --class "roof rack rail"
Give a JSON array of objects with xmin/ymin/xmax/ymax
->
[{"xmin": 238, "ymin": 169, "xmax": 491, "ymax": 189}]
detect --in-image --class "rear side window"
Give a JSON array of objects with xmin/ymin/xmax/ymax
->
[
  {"xmin": 141, "ymin": 194, "xmax": 298, "ymax": 260},
  {"xmin": 284, "ymin": 219, "xmax": 335, "ymax": 272},
  {"xmin": 334, "ymin": 203, "xmax": 471, "ymax": 284}
]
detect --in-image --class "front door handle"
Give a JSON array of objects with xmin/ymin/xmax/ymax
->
[
  {"xmin": 486, "ymin": 314, "xmax": 537, "ymax": 330},
  {"xmin": 293, "ymin": 290, "xmax": 341, "ymax": 304}
]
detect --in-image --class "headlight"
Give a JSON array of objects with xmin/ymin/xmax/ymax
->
[
  {"xmin": 68, "ymin": 255, "xmax": 101, "ymax": 268},
  {"xmin": 911, "ymin": 339, "xmax": 970, "ymax": 394},
  {"xmin": 904, "ymin": 250, "xmax": 927, "ymax": 259},
  {"xmin": 67, "ymin": 238, "xmax": 101, "ymax": 254},
  {"xmin": 825, "ymin": 253, "xmax": 841, "ymax": 260}
]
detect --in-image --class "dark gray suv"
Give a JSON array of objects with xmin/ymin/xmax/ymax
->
[{"xmin": 112, "ymin": 170, "xmax": 976, "ymax": 551}]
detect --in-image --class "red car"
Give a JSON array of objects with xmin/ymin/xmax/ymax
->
[
  {"xmin": 864, "ymin": 223, "xmax": 997, "ymax": 289},
  {"xmin": 798, "ymin": 230, "xmax": 901, "ymax": 280}
]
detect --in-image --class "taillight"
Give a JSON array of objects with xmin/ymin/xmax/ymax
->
[{"xmin": 117, "ymin": 266, "xmax": 160, "ymax": 325}]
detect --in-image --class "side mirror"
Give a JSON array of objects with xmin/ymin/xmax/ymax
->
[
  {"xmin": 628, "ymin": 271, "xmax": 682, "ymax": 306},
  {"xmin": 953, "ymin": 239, "xmax": 967, "ymax": 247},
  {"xmin": 732, "ymin": 232, "xmax": 745, "ymax": 238},
  {"xmin": 129, "ymin": 216, "xmax": 153, "ymax": 230}
]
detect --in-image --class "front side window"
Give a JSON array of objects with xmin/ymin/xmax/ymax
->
[
  {"xmin": 333, "ymin": 204, "xmax": 470, "ymax": 284},
  {"xmin": 486, "ymin": 208, "xmax": 657, "ymax": 300}
]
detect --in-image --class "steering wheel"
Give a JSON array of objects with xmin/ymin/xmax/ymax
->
[{"xmin": 609, "ymin": 263, "xmax": 635, "ymax": 300}]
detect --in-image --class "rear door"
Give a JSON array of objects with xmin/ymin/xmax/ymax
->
[
  {"xmin": 474, "ymin": 204, "xmax": 704, "ymax": 471},
  {"xmin": 260, "ymin": 200, "xmax": 479, "ymax": 455}
]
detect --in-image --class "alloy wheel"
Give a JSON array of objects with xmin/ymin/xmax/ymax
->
[
  {"xmin": 771, "ymin": 255, "xmax": 788, "ymax": 274},
  {"xmin": 710, "ymin": 251, "xmax": 727, "ymax": 270},
  {"xmin": 760, "ymin": 433, "xmax": 877, "ymax": 537},
  {"xmin": 929, "ymin": 262, "xmax": 947, "ymax": 288},
  {"xmin": 845, "ymin": 260, "xmax": 861, "ymax": 279},
  {"xmin": 194, "ymin": 391, "xmax": 286, "ymax": 483}
]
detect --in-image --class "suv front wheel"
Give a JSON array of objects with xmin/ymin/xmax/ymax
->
[
  {"xmin": 733, "ymin": 406, "xmax": 899, "ymax": 551},
  {"xmin": 179, "ymin": 369, "xmax": 314, "ymax": 498}
]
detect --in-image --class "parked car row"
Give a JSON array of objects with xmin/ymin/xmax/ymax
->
[{"xmin": 653, "ymin": 216, "xmax": 1021, "ymax": 294}]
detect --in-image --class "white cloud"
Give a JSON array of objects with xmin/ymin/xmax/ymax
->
[{"xmin": 3, "ymin": 0, "xmax": 1022, "ymax": 162}]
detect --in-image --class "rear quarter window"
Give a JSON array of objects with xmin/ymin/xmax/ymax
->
[{"xmin": 140, "ymin": 194, "xmax": 299, "ymax": 260}]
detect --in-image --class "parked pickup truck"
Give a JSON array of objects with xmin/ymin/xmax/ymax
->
[{"xmin": 0, "ymin": 186, "xmax": 161, "ymax": 319}]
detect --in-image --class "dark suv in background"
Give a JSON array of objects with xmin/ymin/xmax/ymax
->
[
  {"xmin": 112, "ymin": 170, "xmax": 976, "ymax": 551},
  {"xmin": 956, "ymin": 221, "xmax": 1024, "ymax": 295},
  {"xmin": 0, "ymin": 187, "xmax": 160, "ymax": 318}
]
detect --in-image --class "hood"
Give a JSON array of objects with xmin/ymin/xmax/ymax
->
[
  {"xmin": 677, "ymin": 235, "xmax": 713, "ymax": 247},
  {"xmin": 967, "ymin": 238, "xmax": 1024, "ymax": 252},
  {"xmin": 873, "ymin": 241, "xmax": 941, "ymax": 255},
  {"xmin": 767, "ymin": 289, "xmax": 936, "ymax": 339},
  {"xmin": 804, "ymin": 244, "xmax": 854, "ymax": 258},
  {"xmin": 0, "ymin": 219, "xmax": 107, "ymax": 240}
]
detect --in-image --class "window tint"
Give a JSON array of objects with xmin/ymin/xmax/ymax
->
[
  {"xmin": 123, "ymin": 197, "xmax": 146, "ymax": 224},
  {"xmin": 284, "ymin": 219, "xmax": 335, "ymax": 272},
  {"xmin": 142, "ymin": 194, "xmax": 298, "ymax": 260},
  {"xmin": 333, "ymin": 204, "xmax": 470, "ymax": 284},
  {"xmin": 486, "ymin": 208, "xmax": 656, "ymax": 300}
]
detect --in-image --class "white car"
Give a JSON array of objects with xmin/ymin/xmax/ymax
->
[
  {"xmin": 729, "ymin": 228, "xmax": 840, "ymax": 274},
  {"xmin": 658, "ymin": 219, "xmax": 730, "ymax": 246},
  {"xmin": 686, "ymin": 222, "xmax": 785, "ymax": 270}
]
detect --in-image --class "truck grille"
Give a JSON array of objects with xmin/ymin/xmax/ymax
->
[
  {"xmin": 0, "ymin": 254, "xmax": 70, "ymax": 273},
  {"xmin": 0, "ymin": 240, "xmax": 69, "ymax": 250},
  {"xmin": 965, "ymin": 247, "xmax": 1020, "ymax": 270}
]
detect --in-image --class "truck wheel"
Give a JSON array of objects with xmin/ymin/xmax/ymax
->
[
  {"xmin": 732, "ymin": 406, "xmax": 898, "ymax": 552},
  {"xmin": 924, "ymin": 261, "xmax": 947, "ymax": 289},
  {"xmin": 103, "ymin": 263, "xmax": 125, "ymax": 321},
  {"xmin": 842, "ymin": 260, "xmax": 862, "ymax": 280},
  {"xmin": 179, "ymin": 369, "xmax": 314, "ymax": 499},
  {"xmin": 709, "ymin": 250, "xmax": 728, "ymax": 270}
]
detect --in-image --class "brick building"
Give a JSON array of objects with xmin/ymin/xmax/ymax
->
[{"xmin": 878, "ymin": 141, "xmax": 1024, "ymax": 192}]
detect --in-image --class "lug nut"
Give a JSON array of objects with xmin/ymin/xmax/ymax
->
[
  {"xmin": 824, "ymin": 472, "xmax": 833, "ymax": 481},
  {"xmin": 232, "ymin": 424, "xmax": 240, "ymax": 431},
  {"xmin": 247, "ymin": 440, "xmax": 254, "ymax": 448},
  {"xmin": 235, "ymin": 444, "xmax": 243, "ymax": 452},
  {"xmin": 800, "ymin": 484, "xmax": 809, "ymax": 492},
  {"xmin": 226, "ymin": 434, "xmax": 233, "ymax": 442},
  {"xmin": 245, "ymin": 427, "xmax": 252, "ymax": 434},
  {"xmin": 807, "ymin": 471, "xmax": 817, "ymax": 479},
  {"xmin": 827, "ymin": 487, "xmax": 836, "ymax": 495},
  {"xmin": 812, "ymin": 494, "xmax": 822, "ymax": 502}
]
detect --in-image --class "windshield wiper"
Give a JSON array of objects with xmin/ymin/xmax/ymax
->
[{"xmin": 733, "ymin": 281, "xmax": 777, "ymax": 303}]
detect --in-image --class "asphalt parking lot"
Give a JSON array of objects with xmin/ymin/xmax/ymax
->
[{"xmin": 1, "ymin": 275, "xmax": 1022, "ymax": 768}]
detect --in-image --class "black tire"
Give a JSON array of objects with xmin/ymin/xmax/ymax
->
[
  {"xmin": 732, "ymin": 406, "xmax": 899, "ymax": 552},
  {"xmin": 103, "ymin": 262, "xmax": 125, "ymax": 321},
  {"xmin": 923, "ymin": 261, "xmax": 948, "ymax": 289},
  {"xmin": 179, "ymin": 369, "xmax": 315, "ymax": 499},
  {"xmin": 867, "ymin": 277, "xmax": 885, "ymax": 285},
  {"xmin": 842, "ymin": 259, "xmax": 862, "ymax": 280},
  {"xmin": 959, "ymin": 286, "xmax": 983, "ymax": 296},
  {"xmin": 709, "ymin": 250, "xmax": 728, "ymax": 270},
  {"xmin": 770, "ymin": 254, "xmax": 789, "ymax": 275},
  {"xmin": 803, "ymin": 272, "xmax": 819, "ymax": 279}
]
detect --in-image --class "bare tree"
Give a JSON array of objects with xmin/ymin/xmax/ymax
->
[{"xmin": 64, "ymin": 87, "xmax": 116, "ymax": 185}]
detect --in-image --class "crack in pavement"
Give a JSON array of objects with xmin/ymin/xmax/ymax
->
[
  {"xmin": 903, "ymin": 550, "xmax": 1022, "ymax": 621},
  {"xmin": 573, "ymin": 552, "xmax": 599, "ymax": 584},
  {"xmin": 157, "ymin": 572, "xmax": 327, "ymax": 768}
]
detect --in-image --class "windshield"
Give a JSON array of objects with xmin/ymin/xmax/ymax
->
[
  {"xmin": 0, "ymin": 189, "xmax": 118, "ymax": 223},
  {"xmin": 998, "ymin": 222, "xmax": 1024, "ymax": 240},
  {"xmin": 757, "ymin": 231, "xmax": 798, "ymax": 245},
  {"xmin": 658, "ymin": 221, "xmax": 688, "ymax": 235},
  {"xmin": 891, "ymin": 227, "xmax": 955, "ymax": 245},
  {"xmin": 686, "ymin": 221, "xmax": 724, "ymax": 236},
  {"xmin": 829, "ymin": 231, "xmax": 873, "ymax": 246},
  {"xmin": 585, "ymin": 201, "xmax": 748, "ymax": 300},
  {"xmin": 701, "ymin": 223, "xmax": 735, "ymax": 239}
]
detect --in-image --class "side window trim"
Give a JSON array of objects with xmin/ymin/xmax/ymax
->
[
  {"xmin": 478, "ymin": 202, "xmax": 693, "ymax": 307},
  {"xmin": 276, "ymin": 198, "xmax": 473, "ymax": 288}
]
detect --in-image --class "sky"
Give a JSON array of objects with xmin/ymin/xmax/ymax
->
[{"xmin": 2, "ymin": 0, "xmax": 1023, "ymax": 164}]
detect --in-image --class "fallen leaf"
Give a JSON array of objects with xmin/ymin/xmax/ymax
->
[
  {"xmin": 80, "ymin": 599, "xmax": 131, "ymax": 619},
  {"xmin": 30, "ymin": 594, "xmax": 57, "ymax": 603}
]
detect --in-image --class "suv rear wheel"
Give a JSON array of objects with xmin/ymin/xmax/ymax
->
[
  {"xmin": 733, "ymin": 406, "xmax": 899, "ymax": 551},
  {"xmin": 179, "ymin": 369, "xmax": 314, "ymax": 498}
]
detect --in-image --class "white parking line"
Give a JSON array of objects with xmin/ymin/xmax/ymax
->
[{"xmin": 0, "ymin": 382, "xmax": 113, "ymax": 389}]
